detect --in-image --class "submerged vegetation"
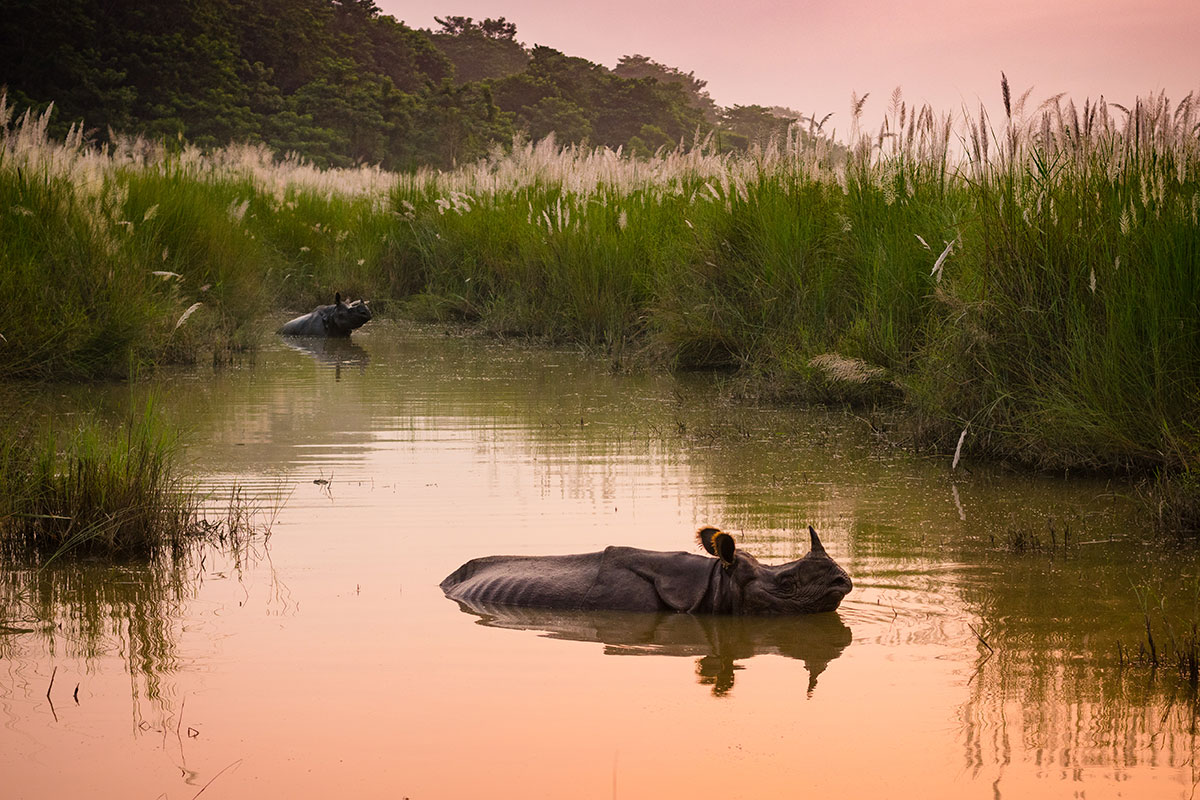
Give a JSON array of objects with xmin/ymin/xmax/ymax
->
[
  {"xmin": 1, "ymin": 75, "xmax": 1197, "ymax": 526},
  {"xmin": 1118, "ymin": 583, "xmax": 1200, "ymax": 695}
]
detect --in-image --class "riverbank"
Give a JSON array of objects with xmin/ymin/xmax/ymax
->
[{"xmin": 2, "ymin": 87, "xmax": 1196, "ymax": 530}]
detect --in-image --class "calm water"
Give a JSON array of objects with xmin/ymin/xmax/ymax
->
[{"xmin": 3, "ymin": 322, "xmax": 1198, "ymax": 799}]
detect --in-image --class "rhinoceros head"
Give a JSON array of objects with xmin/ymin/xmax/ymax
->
[
  {"xmin": 699, "ymin": 526, "xmax": 853, "ymax": 614},
  {"xmin": 325, "ymin": 292, "xmax": 372, "ymax": 335}
]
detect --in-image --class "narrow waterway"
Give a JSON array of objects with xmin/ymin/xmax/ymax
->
[{"xmin": 2, "ymin": 321, "xmax": 1197, "ymax": 799}]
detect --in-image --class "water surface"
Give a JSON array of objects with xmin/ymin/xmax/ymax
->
[{"xmin": 3, "ymin": 322, "xmax": 1198, "ymax": 799}]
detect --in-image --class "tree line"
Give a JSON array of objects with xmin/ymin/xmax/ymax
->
[{"xmin": 0, "ymin": 0, "xmax": 821, "ymax": 168}]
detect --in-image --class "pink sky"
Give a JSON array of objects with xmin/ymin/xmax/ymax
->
[{"xmin": 379, "ymin": 0, "xmax": 1199, "ymax": 135}]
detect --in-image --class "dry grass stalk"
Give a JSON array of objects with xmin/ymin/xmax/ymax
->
[{"xmin": 808, "ymin": 354, "xmax": 887, "ymax": 385}]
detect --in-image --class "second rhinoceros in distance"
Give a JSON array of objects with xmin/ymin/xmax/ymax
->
[
  {"xmin": 278, "ymin": 292, "xmax": 371, "ymax": 337},
  {"xmin": 441, "ymin": 526, "xmax": 853, "ymax": 615}
]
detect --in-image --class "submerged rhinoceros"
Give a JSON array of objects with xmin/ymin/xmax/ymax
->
[
  {"xmin": 277, "ymin": 293, "xmax": 371, "ymax": 337},
  {"xmin": 440, "ymin": 526, "xmax": 853, "ymax": 615}
]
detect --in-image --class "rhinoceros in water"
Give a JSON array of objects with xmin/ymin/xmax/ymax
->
[
  {"xmin": 441, "ymin": 526, "xmax": 853, "ymax": 615},
  {"xmin": 278, "ymin": 293, "xmax": 371, "ymax": 337}
]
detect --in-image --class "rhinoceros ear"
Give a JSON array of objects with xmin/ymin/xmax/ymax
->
[
  {"xmin": 697, "ymin": 526, "xmax": 736, "ymax": 566},
  {"xmin": 335, "ymin": 292, "xmax": 344, "ymax": 305},
  {"xmin": 809, "ymin": 526, "xmax": 827, "ymax": 555},
  {"xmin": 713, "ymin": 532, "xmax": 736, "ymax": 566}
]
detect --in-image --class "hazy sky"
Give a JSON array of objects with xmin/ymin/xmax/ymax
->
[{"xmin": 379, "ymin": 0, "xmax": 1199, "ymax": 134}]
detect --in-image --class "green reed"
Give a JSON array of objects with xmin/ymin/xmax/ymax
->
[
  {"xmin": 391, "ymin": 89, "xmax": 1199, "ymax": 480},
  {"xmin": 0, "ymin": 399, "xmax": 259, "ymax": 560},
  {"xmin": 0, "ymin": 95, "xmax": 397, "ymax": 378},
  {"xmin": 3, "ymin": 86, "xmax": 1197, "ymax": 511}
]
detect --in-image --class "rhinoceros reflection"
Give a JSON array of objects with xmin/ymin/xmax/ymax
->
[
  {"xmin": 282, "ymin": 336, "xmax": 369, "ymax": 379},
  {"xmin": 451, "ymin": 600, "xmax": 852, "ymax": 696}
]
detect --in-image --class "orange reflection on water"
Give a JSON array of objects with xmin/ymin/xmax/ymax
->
[{"xmin": 3, "ymin": 324, "xmax": 1198, "ymax": 798}]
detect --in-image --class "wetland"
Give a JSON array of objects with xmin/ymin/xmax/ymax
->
[{"xmin": 3, "ymin": 322, "xmax": 1198, "ymax": 799}]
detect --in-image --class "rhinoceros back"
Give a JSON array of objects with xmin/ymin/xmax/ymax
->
[
  {"xmin": 277, "ymin": 307, "xmax": 330, "ymax": 335},
  {"xmin": 441, "ymin": 552, "xmax": 607, "ymax": 609}
]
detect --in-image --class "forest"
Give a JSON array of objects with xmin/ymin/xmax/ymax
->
[{"xmin": 0, "ymin": 0, "xmax": 806, "ymax": 168}]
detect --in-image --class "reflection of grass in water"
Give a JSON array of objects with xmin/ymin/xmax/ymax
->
[
  {"xmin": 0, "ymin": 501, "xmax": 273, "ymax": 701},
  {"xmin": 1119, "ymin": 582, "xmax": 1200, "ymax": 694},
  {"xmin": 956, "ymin": 537, "xmax": 1200, "ymax": 772},
  {"xmin": 2, "ymin": 557, "xmax": 187, "ymax": 696},
  {"xmin": 962, "ymin": 619, "xmax": 1200, "ymax": 773},
  {"xmin": 0, "ymin": 397, "xmax": 274, "ymax": 698},
  {"xmin": 0, "ymin": 537, "xmax": 275, "ymax": 718}
]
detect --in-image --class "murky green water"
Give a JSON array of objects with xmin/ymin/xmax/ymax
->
[{"xmin": 3, "ymin": 322, "xmax": 1199, "ymax": 798}]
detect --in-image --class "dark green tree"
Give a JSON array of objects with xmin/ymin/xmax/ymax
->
[
  {"xmin": 0, "ymin": 1, "xmax": 819, "ymax": 166},
  {"xmin": 410, "ymin": 80, "xmax": 513, "ymax": 168},
  {"xmin": 720, "ymin": 104, "xmax": 794, "ymax": 150},
  {"xmin": 614, "ymin": 54, "xmax": 719, "ymax": 123},
  {"xmin": 490, "ymin": 46, "xmax": 704, "ymax": 150},
  {"xmin": 430, "ymin": 16, "xmax": 528, "ymax": 83},
  {"xmin": 0, "ymin": 0, "xmax": 490, "ymax": 167}
]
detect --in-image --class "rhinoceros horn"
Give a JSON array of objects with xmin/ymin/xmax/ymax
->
[{"xmin": 809, "ymin": 526, "xmax": 827, "ymax": 555}]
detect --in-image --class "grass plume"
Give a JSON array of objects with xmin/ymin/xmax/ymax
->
[{"xmin": 2, "ymin": 80, "xmax": 1198, "ymax": 523}]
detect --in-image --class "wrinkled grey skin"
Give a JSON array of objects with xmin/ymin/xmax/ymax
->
[
  {"xmin": 277, "ymin": 293, "xmax": 371, "ymax": 337},
  {"xmin": 441, "ymin": 526, "xmax": 853, "ymax": 615}
]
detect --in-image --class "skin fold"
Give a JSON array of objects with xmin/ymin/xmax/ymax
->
[{"xmin": 441, "ymin": 527, "xmax": 853, "ymax": 616}]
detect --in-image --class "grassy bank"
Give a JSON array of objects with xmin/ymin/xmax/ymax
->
[
  {"xmin": 2, "ymin": 86, "xmax": 1197, "ymax": 527},
  {"xmin": 0, "ymin": 93, "xmax": 397, "ymax": 379},
  {"xmin": 390, "ymin": 92, "xmax": 1199, "ymax": 481},
  {"xmin": 0, "ymin": 398, "xmax": 262, "ymax": 561}
]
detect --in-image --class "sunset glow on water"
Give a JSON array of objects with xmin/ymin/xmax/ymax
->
[{"xmin": 3, "ymin": 325, "xmax": 1195, "ymax": 798}]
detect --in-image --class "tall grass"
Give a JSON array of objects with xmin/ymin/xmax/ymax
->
[
  {"xmin": 0, "ymin": 93, "xmax": 396, "ymax": 378},
  {"xmin": 389, "ymin": 88, "xmax": 1200, "ymax": 480},
  {"xmin": 3, "ymin": 84, "xmax": 1197, "ymax": 499},
  {"xmin": 909, "ymin": 88, "xmax": 1200, "ymax": 470},
  {"xmin": 0, "ymin": 398, "xmax": 262, "ymax": 560}
]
